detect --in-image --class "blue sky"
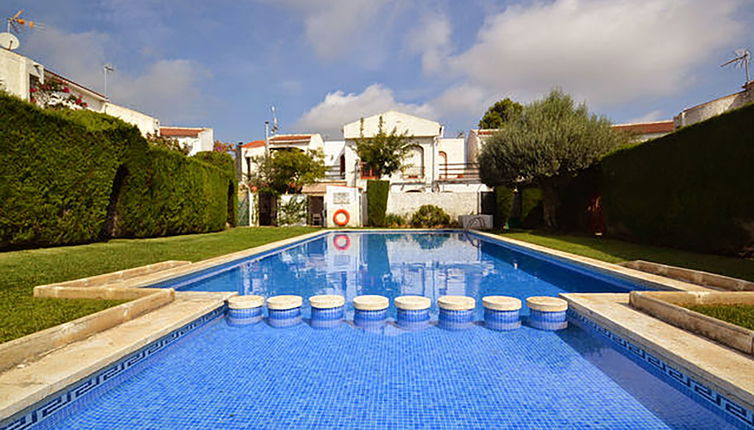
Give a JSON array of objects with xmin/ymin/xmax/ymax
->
[{"xmin": 4, "ymin": 0, "xmax": 753, "ymax": 142}]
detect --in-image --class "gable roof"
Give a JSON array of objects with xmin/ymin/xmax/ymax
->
[
  {"xmin": 342, "ymin": 110, "xmax": 443, "ymax": 139},
  {"xmin": 242, "ymin": 140, "xmax": 266, "ymax": 149},
  {"xmin": 612, "ymin": 120, "xmax": 674, "ymax": 135}
]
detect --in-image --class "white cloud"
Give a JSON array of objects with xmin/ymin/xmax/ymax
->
[
  {"xmin": 627, "ymin": 109, "xmax": 667, "ymax": 123},
  {"xmin": 271, "ymin": 0, "xmax": 393, "ymax": 60},
  {"xmin": 294, "ymin": 84, "xmax": 433, "ymax": 137},
  {"xmin": 24, "ymin": 27, "xmax": 207, "ymax": 123},
  {"xmin": 406, "ymin": 12, "xmax": 452, "ymax": 74},
  {"xmin": 449, "ymin": 0, "xmax": 745, "ymax": 106}
]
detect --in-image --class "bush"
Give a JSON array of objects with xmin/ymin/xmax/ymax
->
[
  {"xmin": 410, "ymin": 205, "xmax": 450, "ymax": 228},
  {"xmin": 520, "ymin": 187, "xmax": 543, "ymax": 228},
  {"xmin": 601, "ymin": 103, "xmax": 754, "ymax": 256},
  {"xmin": 367, "ymin": 179, "xmax": 389, "ymax": 226},
  {"xmin": 494, "ymin": 186, "xmax": 513, "ymax": 229},
  {"xmin": 0, "ymin": 95, "xmax": 137, "ymax": 248},
  {"xmin": 384, "ymin": 213, "xmax": 406, "ymax": 227},
  {"xmin": 0, "ymin": 94, "xmax": 235, "ymax": 249}
]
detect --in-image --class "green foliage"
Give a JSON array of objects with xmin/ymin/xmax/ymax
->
[
  {"xmin": 600, "ymin": 103, "xmax": 754, "ymax": 256},
  {"xmin": 384, "ymin": 213, "xmax": 407, "ymax": 227},
  {"xmin": 0, "ymin": 94, "xmax": 135, "ymax": 248},
  {"xmin": 146, "ymin": 132, "xmax": 189, "ymax": 155},
  {"xmin": 686, "ymin": 304, "xmax": 754, "ymax": 331},
  {"xmin": 478, "ymin": 98, "xmax": 523, "ymax": 129},
  {"xmin": 354, "ymin": 116, "xmax": 412, "ymax": 177},
  {"xmin": 479, "ymin": 89, "xmax": 628, "ymax": 229},
  {"xmin": 248, "ymin": 149, "xmax": 325, "ymax": 195},
  {"xmin": 367, "ymin": 180, "xmax": 390, "ymax": 226},
  {"xmin": 277, "ymin": 195, "xmax": 308, "ymax": 226},
  {"xmin": 410, "ymin": 205, "xmax": 451, "ymax": 228},
  {"xmin": 114, "ymin": 146, "xmax": 233, "ymax": 237},
  {"xmin": 520, "ymin": 187, "xmax": 543, "ymax": 228},
  {"xmin": 494, "ymin": 186, "xmax": 513, "ymax": 229},
  {"xmin": 0, "ymin": 94, "xmax": 235, "ymax": 249}
]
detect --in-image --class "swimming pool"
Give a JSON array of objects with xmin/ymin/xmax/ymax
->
[{"xmin": 12, "ymin": 232, "xmax": 751, "ymax": 429}]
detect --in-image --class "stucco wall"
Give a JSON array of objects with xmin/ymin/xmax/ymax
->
[
  {"xmin": 104, "ymin": 102, "xmax": 159, "ymax": 136},
  {"xmin": 0, "ymin": 49, "xmax": 43, "ymax": 100},
  {"xmin": 386, "ymin": 192, "xmax": 481, "ymax": 218},
  {"xmin": 674, "ymin": 85, "xmax": 754, "ymax": 128}
]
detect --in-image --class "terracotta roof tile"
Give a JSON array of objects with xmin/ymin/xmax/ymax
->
[
  {"xmin": 242, "ymin": 140, "xmax": 266, "ymax": 148},
  {"xmin": 160, "ymin": 127, "xmax": 204, "ymax": 137},
  {"xmin": 612, "ymin": 121, "xmax": 674, "ymax": 135}
]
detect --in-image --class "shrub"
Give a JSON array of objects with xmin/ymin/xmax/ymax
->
[
  {"xmin": 367, "ymin": 180, "xmax": 390, "ymax": 226},
  {"xmin": 494, "ymin": 186, "xmax": 513, "ymax": 229},
  {"xmin": 600, "ymin": 103, "xmax": 754, "ymax": 256},
  {"xmin": 410, "ymin": 205, "xmax": 450, "ymax": 228},
  {"xmin": 520, "ymin": 187, "xmax": 543, "ymax": 228},
  {"xmin": 384, "ymin": 213, "xmax": 406, "ymax": 227}
]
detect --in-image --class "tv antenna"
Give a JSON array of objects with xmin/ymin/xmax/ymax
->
[
  {"xmin": 721, "ymin": 48, "xmax": 751, "ymax": 85},
  {"xmin": 103, "ymin": 64, "xmax": 114, "ymax": 100},
  {"xmin": 270, "ymin": 106, "xmax": 279, "ymax": 134},
  {"xmin": 6, "ymin": 10, "xmax": 44, "ymax": 34}
]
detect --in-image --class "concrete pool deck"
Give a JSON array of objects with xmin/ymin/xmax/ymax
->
[
  {"xmin": 562, "ymin": 293, "xmax": 754, "ymax": 413},
  {"xmin": 2, "ymin": 229, "xmax": 752, "ymax": 425}
]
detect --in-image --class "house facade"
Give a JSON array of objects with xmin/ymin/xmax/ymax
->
[
  {"xmin": 160, "ymin": 126, "xmax": 214, "ymax": 156},
  {"xmin": 1, "ymin": 48, "xmax": 164, "ymax": 137}
]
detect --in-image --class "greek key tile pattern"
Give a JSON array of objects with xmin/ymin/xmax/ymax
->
[
  {"xmin": 569, "ymin": 310, "xmax": 754, "ymax": 430},
  {"xmin": 0, "ymin": 306, "xmax": 225, "ymax": 430}
]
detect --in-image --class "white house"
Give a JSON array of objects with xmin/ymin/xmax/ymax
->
[
  {"xmin": 160, "ymin": 126, "xmax": 214, "ymax": 156},
  {"xmin": 612, "ymin": 120, "xmax": 675, "ymax": 142},
  {"xmin": 1, "ymin": 48, "xmax": 160, "ymax": 136}
]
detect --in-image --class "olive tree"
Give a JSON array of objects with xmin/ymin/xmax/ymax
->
[
  {"xmin": 478, "ymin": 89, "xmax": 628, "ymax": 229},
  {"xmin": 353, "ymin": 116, "xmax": 413, "ymax": 178}
]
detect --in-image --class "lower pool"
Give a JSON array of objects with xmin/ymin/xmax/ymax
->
[{"xmin": 16, "ymin": 232, "xmax": 749, "ymax": 429}]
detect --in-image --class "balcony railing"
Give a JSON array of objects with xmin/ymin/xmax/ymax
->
[
  {"xmin": 323, "ymin": 165, "xmax": 345, "ymax": 181},
  {"xmin": 437, "ymin": 163, "xmax": 480, "ymax": 181}
]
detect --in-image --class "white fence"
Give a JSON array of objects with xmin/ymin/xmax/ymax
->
[{"xmin": 386, "ymin": 192, "xmax": 482, "ymax": 218}]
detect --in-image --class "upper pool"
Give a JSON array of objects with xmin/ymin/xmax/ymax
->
[{"xmin": 158, "ymin": 231, "xmax": 648, "ymax": 319}]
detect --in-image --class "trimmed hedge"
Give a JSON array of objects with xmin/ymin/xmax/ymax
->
[
  {"xmin": 0, "ymin": 94, "xmax": 235, "ymax": 248},
  {"xmin": 601, "ymin": 103, "xmax": 754, "ymax": 255},
  {"xmin": 367, "ymin": 179, "xmax": 389, "ymax": 227},
  {"xmin": 0, "ymin": 95, "xmax": 133, "ymax": 248}
]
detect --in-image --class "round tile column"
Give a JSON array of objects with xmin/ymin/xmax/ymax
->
[
  {"xmin": 395, "ymin": 295, "xmax": 431, "ymax": 330},
  {"xmin": 267, "ymin": 295, "xmax": 303, "ymax": 328},
  {"xmin": 526, "ymin": 296, "xmax": 568, "ymax": 330},
  {"xmin": 227, "ymin": 295, "xmax": 264, "ymax": 326},
  {"xmin": 438, "ymin": 295, "xmax": 476, "ymax": 330},
  {"xmin": 483, "ymin": 296, "xmax": 522, "ymax": 331},
  {"xmin": 309, "ymin": 294, "xmax": 345, "ymax": 329},
  {"xmin": 353, "ymin": 295, "xmax": 389, "ymax": 330}
]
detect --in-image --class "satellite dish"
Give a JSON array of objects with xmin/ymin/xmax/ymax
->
[{"xmin": 0, "ymin": 32, "xmax": 20, "ymax": 50}]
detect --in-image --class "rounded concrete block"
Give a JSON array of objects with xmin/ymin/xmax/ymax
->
[{"xmin": 267, "ymin": 295, "xmax": 303, "ymax": 310}]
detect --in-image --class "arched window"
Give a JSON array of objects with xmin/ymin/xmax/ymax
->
[
  {"xmin": 438, "ymin": 151, "xmax": 448, "ymax": 179},
  {"xmin": 404, "ymin": 145, "xmax": 424, "ymax": 178}
]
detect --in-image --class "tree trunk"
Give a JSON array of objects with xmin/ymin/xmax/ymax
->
[{"xmin": 540, "ymin": 180, "xmax": 559, "ymax": 230}]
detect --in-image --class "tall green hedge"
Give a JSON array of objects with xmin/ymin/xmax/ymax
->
[
  {"xmin": 601, "ymin": 103, "xmax": 754, "ymax": 255},
  {"xmin": 0, "ymin": 95, "xmax": 134, "ymax": 248},
  {"xmin": 0, "ymin": 94, "xmax": 235, "ymax": 249},
  {"xmin": 367, "ymin": 180, "xmax": 389, "ymax": 227}
]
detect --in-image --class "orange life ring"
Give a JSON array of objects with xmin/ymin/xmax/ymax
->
[
  {"xmin": 332, "ymin": 209, "xmax": 350, "ymax": 226},
  {"xmin": 333, "ymin": 234, "xmax": 351, "ymax": 250}
]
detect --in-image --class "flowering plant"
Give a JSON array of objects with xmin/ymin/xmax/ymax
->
[{"xmin": 30, "ymin": 78, "xmax": 89, "ymax": 109}]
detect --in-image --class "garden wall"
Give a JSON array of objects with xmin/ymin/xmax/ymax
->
[
  {"xmin": 386, "ymin": 192, "xmax": 481, "ymax": 218},
  {"xmin": 0, "ymin": 94, "xmax": 234, "ymax": 249},
  {"xmin": 600, "ymin": 103, "xmax": 754, "ymax": 256}
]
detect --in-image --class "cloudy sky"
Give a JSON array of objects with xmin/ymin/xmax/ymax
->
[{"xmin": 4, "ymin": 0, "xmax": 752, "ymax": 142}]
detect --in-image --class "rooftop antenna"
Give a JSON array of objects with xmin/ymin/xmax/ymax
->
[
  {"xmin": 721, "ymin": 48, "xmax": 751, "ymax": 86},
  {"xmin": 6, "ymin": 10, "xmax": 44, "ymax": 34},
  {"xmin": 270, "ymin": 106, "xmax": 279, "ymax": 135},
  {"xmin": 103, "ymin": 64, "xmax": 114, "ymax": 100}
]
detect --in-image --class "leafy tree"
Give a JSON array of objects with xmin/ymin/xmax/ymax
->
[
  {"xmin": 354, "ymin": 116, "xmax": 413, "ymax": 177},
  {"xmin": 478, "ymin": 98, "xmax": 523, "ymax": 129},
  {"xmin": 247, "ymin": 148, "xmax": 326, "ymax": 195},
  {"xmin": 213, "ymin": 140, "xmax": 234, "ymax": 153},
  {"xmin": 478, "ymin": 89, "xmax": 628, "ymax": 229}
]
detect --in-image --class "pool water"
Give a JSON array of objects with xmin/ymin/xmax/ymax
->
[
  {"xmin": 40, "ymin": 232, "xmax": 740, "ymax": 429},
  {"xmin": 168, "ymin": 232, "xmax": 645, "ymax": 319}
]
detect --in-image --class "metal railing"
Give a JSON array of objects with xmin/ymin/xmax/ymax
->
[
  {"xmin": 437, "ymin": 163, "xmax": 480, "ymax": 181},
  {"xmin": 323, "ymin": 165, "xmax": 345, "ymax": 180}
]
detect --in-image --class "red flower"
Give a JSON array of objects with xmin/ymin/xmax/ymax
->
[
  {"xmin": 82, "ymin": 102, "xmax": 88, "ymax": 108},
  {"xmin": 30, "ymin": 87, "xmax": 37, "ymax": 93},
  {"xmin": 63, "ymin": 87, "xmax": 70, "ymax": 93}
]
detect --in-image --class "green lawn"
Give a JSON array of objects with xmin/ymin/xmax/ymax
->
[
  {"xmin": 0, "ymin": 227, "xmax": 317, "ymax": 343},
  {"xmin": 502, "ymin": 232, "xmax": 754, "ymax": 282},
  {"xmin": 687, "ymin": 304, "xmax": 754, "ymax": 331}
]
